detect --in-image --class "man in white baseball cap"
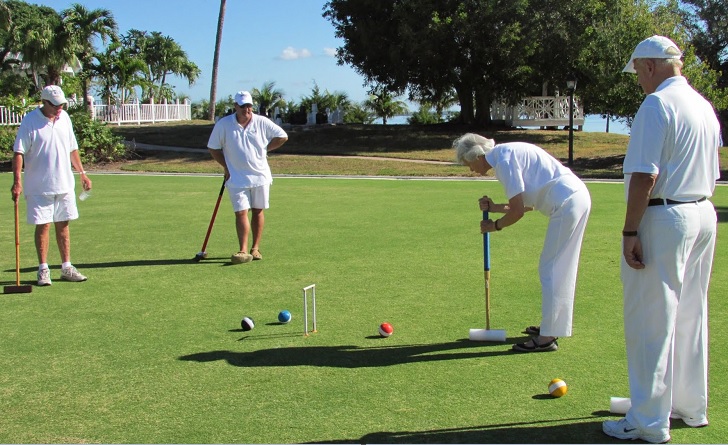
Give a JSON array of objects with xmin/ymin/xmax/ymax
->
[
  {"xmin": 622, "ymin": 35, "xmax": 682, "ymax": 73},
  {"xmin": 603, "ymin": 36, "xmax": 722, "ymax": 443},
  {"xmin": 207, "ymin": 90, "xmax": 288, "ymax": 264},
  {"xmin": 40, "ymin": 85, "xmax": 68, "ymax": 106},
  {"xmin": 11, "ymin": 85, "xmax": 92, "ymax": 286}
]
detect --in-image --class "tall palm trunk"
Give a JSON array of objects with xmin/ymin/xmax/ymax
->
[{"xmin": 208, "ymin": 0, "xmax": 226, "ymax": 121}]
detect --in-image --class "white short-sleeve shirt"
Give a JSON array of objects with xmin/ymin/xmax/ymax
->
[
  {"xmin": 485, "ymin": 142, "xmax": 580, "ymax": 215},
  {"xmin": 623, "ymin": 76, "xmax": 721, "ymax": 201},
  {"xmin": 13, "ymin": 108, "xmax": 78, "ymax": 195},
  {"xmin": 207, "ymin": 113, "xmax": 288, "ymax": 188}
]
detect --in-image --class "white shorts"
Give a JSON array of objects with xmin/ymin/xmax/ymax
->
[
  {"xmin": 25, "ymin": 193, "xmax": 79, "ymax": 225},
  {"xmin": 228, "ymin": 184, "xmax": 270, "ymax": 212}
]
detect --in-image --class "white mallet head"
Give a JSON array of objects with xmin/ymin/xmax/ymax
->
[{"xmin": 469, "ymin": 328, "xmax": 507, "ymax": 342}]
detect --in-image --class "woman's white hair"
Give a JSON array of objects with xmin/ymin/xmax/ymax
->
[{"xmin": 453, "ymin": 133, "xmax": 496, "ymax": 165}]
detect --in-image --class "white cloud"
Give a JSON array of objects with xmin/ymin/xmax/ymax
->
[
  {"xmin": 280, "ymin": 47, "xmax": 312, "ymax": 60},
  {"xmin": 323, "ymin": 47, "xmax": 337, "ymax": 57}
]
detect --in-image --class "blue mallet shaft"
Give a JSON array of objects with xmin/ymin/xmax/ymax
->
[{"xmin": 483, "ymin": 210, "xmax": 491, "ymax": 330}]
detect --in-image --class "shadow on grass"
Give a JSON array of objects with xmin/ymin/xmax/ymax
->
[
  {"xmin": 715, "ymin": 206, "xmax": 728, "ymax": 223},
  {"xmin": 309, "ymin": 419, "xmax": 623, "ymax": 444},
  {"xmin": 179, "ymin": 340, "xmax": 515, "ymax": 368},
  {"xmin": 8, "ymin": 257, "xmax": 230, "ymax": 273}
]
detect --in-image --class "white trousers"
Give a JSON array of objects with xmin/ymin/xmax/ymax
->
[
  {"xmin": 538, "ymin": 179, "xmax": 591, "ymax": 338},
  {"xmin": 622, "ymin": 199, "xmax": 715, "ymax": 437}
]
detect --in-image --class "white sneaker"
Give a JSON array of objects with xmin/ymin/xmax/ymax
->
[
  {"xmin": 60, "ymin": 266, "xmax": 87, "ymax": 282},
  {"xmin": 37, "ymin": 268, "xmax": 52, "ymax": 286},
  {"xmin": 602, "ymin": 418, "xmax": 670, "ymax": 443},
  {"xmin": 670, "ymin": 411, "xmax": 708, "ymax": 427}
]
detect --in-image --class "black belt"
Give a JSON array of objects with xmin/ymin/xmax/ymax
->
[{"xmin": 647, "ymin": 197, "xmax": 707, "ymax": 206}]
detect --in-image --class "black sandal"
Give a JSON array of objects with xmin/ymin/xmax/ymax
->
[
  {"xmin": 523, "ymin": 325, "xmax": 540, "ymax": 336},
  {"xmin": 512, "ymin": 337, "xmax": 558, "ymax": 352}
]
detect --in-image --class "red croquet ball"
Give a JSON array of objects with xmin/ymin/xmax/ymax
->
[{"xmin": 379, "ymin": 322, "xmax": 394, "ymax": 337}]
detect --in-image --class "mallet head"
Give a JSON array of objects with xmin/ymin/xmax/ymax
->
[{"xmin": 468, "ymin": 328, "xmax": 506, "ymax": 342}]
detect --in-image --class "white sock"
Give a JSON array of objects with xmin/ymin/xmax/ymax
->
[
  {"xmin": 39, "ymin": 263, "xmax": 49, "ymax": 271},
  {"xmin": 62, "ymin": 262, "xmax": 72, "ymax": 270}
]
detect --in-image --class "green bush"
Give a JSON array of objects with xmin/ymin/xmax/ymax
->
[
  {"xmin": 407, "ymin": 107, "xmax": 440, "ymax": 125},
  {"xmin": 68, "ymin": 107, "xmax": 129, "ymax": 163},
  {"xmin": 1, "ymin": 125, "xmax": 18, "ymax": 151}
]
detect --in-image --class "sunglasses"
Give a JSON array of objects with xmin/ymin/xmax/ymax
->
[{"xmin": 44, "ymin": 101, "xmax": 64, "ymax": 108}]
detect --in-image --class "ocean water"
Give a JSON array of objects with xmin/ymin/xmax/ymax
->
[{"xmin": 373, "ymin": 114, "xmax": 631, "ymax": 135}]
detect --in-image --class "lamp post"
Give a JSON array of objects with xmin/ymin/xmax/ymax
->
[{"xmin": 566, "ymin": 79, "xmax": 577, "ymax": 167}]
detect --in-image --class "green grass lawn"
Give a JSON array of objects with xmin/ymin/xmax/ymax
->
[{"xmin": 1, "ymin": 174, "xmax": 727, "ymax": 443}]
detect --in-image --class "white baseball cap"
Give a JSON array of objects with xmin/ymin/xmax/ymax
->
[
  {"xmin": 622, "ymin": 35, "xmax": 682, "ymax": 73},
  {"xmin": 40, "ymin": 85, "xmax": 67, "ymax": 105},
  {"xmin": 234, "ymin": 91, "xmax": 253, "ymax": 106}
]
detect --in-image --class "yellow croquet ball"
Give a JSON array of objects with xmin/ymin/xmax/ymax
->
[{"xmin": 548, "ymin": 378, "xmax": 568, "ymax": 397}]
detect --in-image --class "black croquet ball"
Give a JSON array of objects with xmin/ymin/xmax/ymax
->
[{"xmin": 241, "ymin": 316, "xmax": 255, "ymax": 331}]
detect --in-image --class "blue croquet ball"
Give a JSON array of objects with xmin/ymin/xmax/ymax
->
[
  {"xmin": 241, "ymin": 316, "xmax": 255, "ymax": 331},
  {"xmin": 278, "ymin": 310, "xmax": 292, "ymax": 323}
]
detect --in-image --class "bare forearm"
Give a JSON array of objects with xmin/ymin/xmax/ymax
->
[
  {"xmin": 267, "ymin": 137, "xmax": 288, "ymax": 152},
  {"xmin": 624, "ymin": 173, "xmax": 656, "ymax": 232},
  {"xmin": 12, "ymin": 153, "xmax": 23, "ymax": 184},
  {"xmin": 208, "ymin": 149, "xmax": 227, "ymax": 168},
  {"xmin": 70, "ymin": 150, "xmax": 85, "ymax": 174}
]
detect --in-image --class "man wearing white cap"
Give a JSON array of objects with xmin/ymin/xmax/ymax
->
[
  {"xmin": 11, "ymin": 85, "xmax": 92, "ymax": 286},
  {"xmin": 207, "ymin": 91, "xmax": 288, "ymax": 264},
  {"xmin": 603, "ymin": 36, "xmax": 722, "ymax": 443}
]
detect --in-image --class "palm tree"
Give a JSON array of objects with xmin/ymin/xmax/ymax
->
[
  {"xmin": 136, "ymin": 31, "xmax": 200, "ymax": 103},
  {"xmin": 61, "ymin": 3, "xmax": 118, "ymax": 113},
  {"xmin": 365, "ymin": 85, "xmax": 408, "ymax": 125},
  {"xmin": 19, "ymin": 8, "xmax": 72, "ymax": 89},
  {"xmin": 91, "ymin": 41, "xmax": 145, "ymax": 105},
  {"xmin": 209, "ymin": 0, "xmax": 226, "ymax": 121},
  {"xmin": 252, "ymin": 81, "xmax": 286, "ymax": 117}
]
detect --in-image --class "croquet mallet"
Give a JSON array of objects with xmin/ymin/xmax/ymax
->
[
  {"xmin": 4, "ymin": 197, "xmax": 32, "ymax": 294},
  {"xmin": 469, "ymin": 210, "xmax": 505, "ymax": 341},
  {"xmin": 192, "ymin": 176, "xmax": 226, "ymax": 262}
]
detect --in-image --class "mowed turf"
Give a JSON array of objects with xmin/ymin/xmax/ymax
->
[{"xmin": 1, "ymin": 174, "xmax": 726, "ymax": 444}]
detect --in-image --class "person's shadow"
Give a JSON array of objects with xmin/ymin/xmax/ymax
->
[{"xmin": 179, "ymin": 339, "xmax": 515, "ymax": 369}]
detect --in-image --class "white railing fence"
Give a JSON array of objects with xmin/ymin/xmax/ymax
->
[
  {"xmin": 491, "ymin": 96, "xmax": 584, "ymax": 128},
  {"xmin": 0, "ymin": 98, "xmax": 192, "ymax": 126},
  {"xmin": 92, "ymin": 98, "xmax": 191, "ymax": 125}
]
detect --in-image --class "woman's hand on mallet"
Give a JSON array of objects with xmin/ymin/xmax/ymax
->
[
  {"xmin": 480, "ymin": 219, "xmax": 498, "ymax": 234},
  {"xmin": 479, "ymin": 196, "xmax": 495, "ymax": 211}
]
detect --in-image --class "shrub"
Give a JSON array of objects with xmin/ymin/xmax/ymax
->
[
  {"xmin": 67, "ymin": 107, "xmax": 129, "ymax": 164},
  {"xmin": 0, "ymin": 125, "xmax": 18, "ymax": 161},
  {"xmin": 407, "ymin": 107, "xmax": 440, "ymax": 125}
]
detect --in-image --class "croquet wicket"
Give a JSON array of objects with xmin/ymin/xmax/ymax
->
[{"xmin": 303, "ymin": 284, "xmax": 317, "ymax": 336}]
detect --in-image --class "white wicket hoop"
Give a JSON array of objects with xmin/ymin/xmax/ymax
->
[{"xmin": 302, "ymin": 284, "xmax": 317, "ymax": 336}]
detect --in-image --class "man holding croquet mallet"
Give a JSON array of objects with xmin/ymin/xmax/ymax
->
[
  {"xmin": 11, "ymin": 85, "xmax": 92, "ymax": 286},
  {"xmin": 207, "ymin": 90, "xmax": 288, "ymax": 264},
  {"xmin": 602, "ymin": 36, "xmax": 721, "ymax": 444},
  {"xmin": 453, "ymin": 133, "xmax": 591, "ymax": 353}
]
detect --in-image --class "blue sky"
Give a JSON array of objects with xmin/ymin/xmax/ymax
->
[{"xmin": 33, "ymin": 0, "xmax": 371, "ymax": 104}]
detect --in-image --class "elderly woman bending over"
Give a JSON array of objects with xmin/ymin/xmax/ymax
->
[{"xmin": 453, "ymin": 133, "xmax": 591, "ymax": 353}]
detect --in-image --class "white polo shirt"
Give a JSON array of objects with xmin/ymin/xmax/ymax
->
[
  {"xmin": 623, "ymin": 76, "xmax": 721, "ymax": 201},
  {"xmin": 13, "ymin": 108, "xmax": 78, "ymax": 195},
  {"xmin": 485, "ymin": 142, "xmax": 581, "ymax": 215},
  {"xmin": 207, "ymin": 113, "xmax": 288, "ymax": 188}
]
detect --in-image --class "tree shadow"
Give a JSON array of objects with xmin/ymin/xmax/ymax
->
[
  {"xmin": 307, "ymin": 419, "xmax": 625, "ymax": 444},
  {"xmin": 179, "ymin": 340, "xmax": 515, "ymax": 369}
]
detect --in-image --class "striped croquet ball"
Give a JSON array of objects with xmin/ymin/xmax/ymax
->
[
  {"xmin": 379, "ymin": 322, "xmax": 394, "ymax": 338},
  {"xmin": 240, "ymin": 316, "xmax": 255, "ymax": 331},
  {"xmin": 548, "ymin": 378, "xmax": 568, "ymax": 397},
  {"xmin": 278, "ymin": 310, "xmax": 292, "ymax": 323}
]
